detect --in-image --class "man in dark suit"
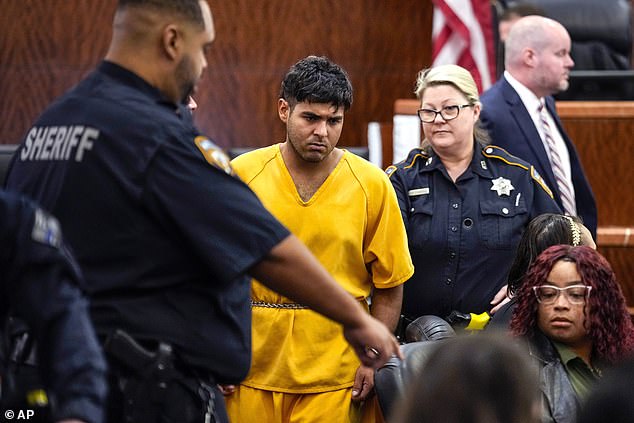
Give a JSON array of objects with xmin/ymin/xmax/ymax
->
[{"xmin": 480, "ymin": 15, "xmax": 597, "ymax": 238}]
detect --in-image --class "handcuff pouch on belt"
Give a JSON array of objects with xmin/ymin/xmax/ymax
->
[{"xmin": 104, "ymin": 329, "xmax": 217, "ymax": 423}]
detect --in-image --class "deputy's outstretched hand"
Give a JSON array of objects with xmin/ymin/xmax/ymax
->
[{"xmin": 343, "ymin": 313, "xmax": 402, "ymax": 369}]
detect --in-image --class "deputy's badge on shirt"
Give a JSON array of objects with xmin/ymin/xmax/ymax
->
[
  {"xmin": 32, "ymin": 208, "xmax": 61, "ymax": 247},
  {"xmin": 194, "ymin": 136, "xmax": 233, "ymax": 175},
  {"xmin": 490, "ymin": 177, "xmax": 514, "ymax": 196}
]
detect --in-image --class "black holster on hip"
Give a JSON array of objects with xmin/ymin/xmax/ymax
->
[{"xmin": 103, "ymin": 329, "xmax": 217, "ymax": 423}]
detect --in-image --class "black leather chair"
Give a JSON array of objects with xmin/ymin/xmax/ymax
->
[
  {"xmin": 227, "ymin": 147, "xmax": 256, "ymax": 160},
  {"xmin": 404, "ymin": 315, "xmax": 456, "ymax": 343},
  {"xmin": 0, "ymin": 145, "xmax": 18, "ymax": 186},
  {"xmin": 374, "ymin": 316, "xmax": 456, "ymax": 419},
  {"xmin": 343, "ymin": 146, "xmax": 370, "ymax": 160},
  {"xmin": 515, "ymin": 0, "xmax": 632, "ymax": 70},
  {"xmin": 374, "ymin": 341, "xmax": 444, "ymax": 420}
]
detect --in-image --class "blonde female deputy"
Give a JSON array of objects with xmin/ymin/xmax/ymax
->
[{"xmin": 386, "ymin": 64, "xmax": 560, "ymax": 327}]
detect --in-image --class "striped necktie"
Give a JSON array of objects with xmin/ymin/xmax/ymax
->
[{"xmin": 538, "ymin": 101, "xmax": 576, "ymax": 215}]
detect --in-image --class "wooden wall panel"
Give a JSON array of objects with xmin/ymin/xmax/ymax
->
[
  {"xmin": 0, "ymin": 1, "xmax": 433, "ymax": 151},
  {"xmin": 0, "ymin": 1, "xmax": 115, "ymax": 144},
  {"xmin": 558, "ymin": 104, "xmax": 634, "ymax": 302},
  {"xmin": 560, "ymin": 118, "xmax": 634, "ymax": 227},
  {"xmin": 556, "ymin": 102, "xmax": 634, "ymax": 227},
  {"xmin": 599, "ymin": 246, "xmax": 634, "ymax": 307}
]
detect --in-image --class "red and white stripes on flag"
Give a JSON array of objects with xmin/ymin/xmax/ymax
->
[{"xmin": 431, "ymin": 0, "xmax": 496, "ymax": 93}]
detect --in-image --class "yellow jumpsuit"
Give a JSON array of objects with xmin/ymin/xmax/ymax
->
[{"xmin": 226, "ymin": 145, "xmax": 413, "ymax": 422}]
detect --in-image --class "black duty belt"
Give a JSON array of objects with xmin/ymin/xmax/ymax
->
[{"xmin": 103, "ymin": 329, "xmax": 218, "ymax": 423}]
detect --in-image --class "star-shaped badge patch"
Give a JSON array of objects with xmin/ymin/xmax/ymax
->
[{"xmin": 491, "ymin": 177, "xmax": 514, "ymax": 196}]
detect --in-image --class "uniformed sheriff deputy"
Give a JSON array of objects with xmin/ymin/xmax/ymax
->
[
  {"xmin": 5, "ymin": 1, "xmax": 400, "ymax": 422},
  {"xmin": 386, "ymin": 64, "xmax": 561, "ymax": 330},
  {"xmin": 0, "ymin": 190, "xmax": 107, "ymax": 423}
]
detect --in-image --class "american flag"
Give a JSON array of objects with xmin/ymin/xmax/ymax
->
[{"xmin": 431, "ymin": 0, "xmax": 496, "ymax": 93}]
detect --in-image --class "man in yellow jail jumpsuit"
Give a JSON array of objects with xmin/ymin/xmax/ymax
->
[{"xmin": 224, "ymin": 56, "xmax": 414, "ymax": 422}]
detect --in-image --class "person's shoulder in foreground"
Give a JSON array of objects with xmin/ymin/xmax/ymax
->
[
  {"xmin": 0, "ymin": 190, "xmax": 107, "ymax": 423},
  {"xmin": 391, "ymin": 331, "xmax": 540, "ymax": 423}
]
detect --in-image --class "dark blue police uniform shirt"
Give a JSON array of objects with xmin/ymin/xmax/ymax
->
[
  {"xmin": 387, "ymin": 143, "xmax": 560, "ymax": 319},
  {"xmin": 0, "ymin": 190, "xmax": 107, "ymax": 423},
  {"xmin": 6, "ymin": 61, "xmax": 290, "ymax": 383}
]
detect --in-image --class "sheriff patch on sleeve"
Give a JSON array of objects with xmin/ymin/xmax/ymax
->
[
  {"xmin": 530, "ymin": 166, "xmax": 554, "ymax": 198},
  {"xmin": 32, "ymin": 208, "xmax": 61, "ymax": 247},
  {"xmin": 194, "ymin": 136, "xmax": 233, "ymax": 175}
]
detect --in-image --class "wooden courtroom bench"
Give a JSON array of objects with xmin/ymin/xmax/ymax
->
[{"xmin": 376, "ymin": 99, "xmax": 634, "ymax": 308}]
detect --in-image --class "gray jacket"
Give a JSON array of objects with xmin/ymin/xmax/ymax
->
[{"xmin": 528, "ymin": 331, "xmax": 580, "ymax": 423}]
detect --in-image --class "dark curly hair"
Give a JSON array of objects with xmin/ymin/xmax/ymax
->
[
  {"xmin": 280, "ymin": 55, "xmax": 353, "ymax": 111},
  {"xmin": 511, "ymin": 245, "xmax": 634, "ymax": 364}
]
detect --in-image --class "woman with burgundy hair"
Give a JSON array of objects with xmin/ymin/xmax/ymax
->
[
  {"xmin": 487, "ymin": 213, "xmax": 595, "ymax": 329},
  {"xmin": 511, "ymin": 245, "xmax": 634, "ymax": 423}
]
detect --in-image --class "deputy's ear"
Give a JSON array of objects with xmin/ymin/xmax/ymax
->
[
  {"xmin": 472, "ymin": 102, "xmax": 481, "ymax": 122},
  {"xmin": 162, "ymin": 24, "xmax": 181, "ymax": 61}
]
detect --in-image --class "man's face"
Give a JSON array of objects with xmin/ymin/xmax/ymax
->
[
  {"xmin": 175, "ymin": 0, "xmax": 215, "ymax": 103},
  {"xmin": 537, "ymin": 260, "xmax": 591, "ymax": 350},
  {"xmin": 279, "ymin": 99, "xmax": 344, "ymax": 163},
  {"xmin": 533, "ymin": 25, "xmax": 574, "ymax": 95}
]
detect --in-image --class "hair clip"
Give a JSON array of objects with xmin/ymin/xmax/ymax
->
[{"xmin": 564, "ymin": 215, "xmax": 581, "ymax": 246}]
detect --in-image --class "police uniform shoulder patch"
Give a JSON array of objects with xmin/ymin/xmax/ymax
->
[
  {"xmin": 194, "ymin": 136, "xmax": 233, "ymax": 175},
  {"xmin": 386, "ymin": 148, "xmax": 429, "ymax": 177},
  {"xmin": 482, "ymin": 145, "xmax": 529, "ymax": 171},
  {"xmin": 385, "ymin": 165, "xmax": 397, "ymax": 177},
  {"xmin": 530, "ymin": 166, "xmax": 554, "ymax": 198},
  {"xmin": 403, "ymin": 150, "xmax": 430, "ymax": 170},
  {"xmin": 32, "ymin": 208, "xmax": 61, "ymax": 247}
]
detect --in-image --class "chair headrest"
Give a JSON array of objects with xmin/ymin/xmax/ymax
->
[
  {"xmin": 527, "ymin": 0, "xmax": 631, "ymax": 53},
  {"xmin": 405, "ymin": 315, "xmax": 456, "ymax": 342},
  {"xmin": 375, "ymin": 340, "xmax": 446, "ymax": 419}
]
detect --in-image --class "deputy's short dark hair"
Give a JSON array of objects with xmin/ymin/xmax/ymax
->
[{"xmin": 118, "ymin": 0, "xmax": 205, "ymax": 28}]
